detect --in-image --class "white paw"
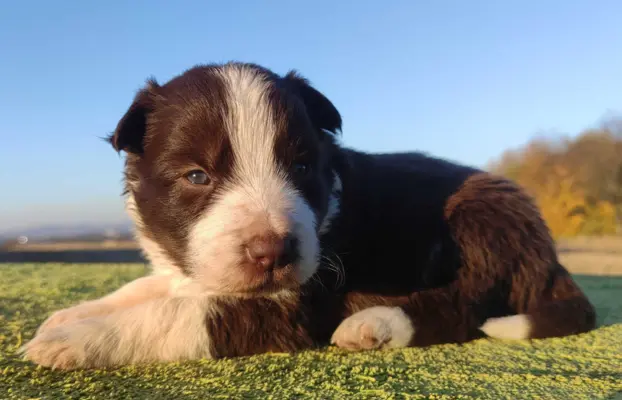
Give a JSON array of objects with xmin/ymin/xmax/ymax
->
[
  {"xmin": 35, "ymin": 302, "xmax": 114, "ymax": 335},
  {"xmin": 480, "ymin": 314, "xmax": 532, "ymax": 340},
  {"xmin": 331, "ymin": 306, "xmax": 414, "ymax": 351},
  {"xmin": 20, "ymin": 319, "xmax": 109, "ymax": 370}
]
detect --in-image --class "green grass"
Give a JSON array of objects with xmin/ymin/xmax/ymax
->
[{"xmin": 1, "ymin": 264, "xmax": 621, "ymax": 399}]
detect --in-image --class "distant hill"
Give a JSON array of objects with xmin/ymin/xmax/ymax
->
[{"xmin": 0, "ymin": 222, "xmax": 134, "ymax": 243}]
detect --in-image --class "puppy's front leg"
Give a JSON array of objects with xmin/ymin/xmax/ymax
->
[
  {"xmin": 21, "ymin": 291, "xmax": 315, "ymax": 370},
  {"xmin": 36, "ymin": 273, "xmax": 184, "ymax": 335},
  {"xmin": 21, "ymin": 294, "xmax": 213, "ymax": 370}
]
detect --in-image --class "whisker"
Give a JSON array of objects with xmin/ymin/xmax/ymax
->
[
  {"xmin": 319, "ymin": 251, "xmax": 346, "ymax": 289},
  {"xmin": 310, "ymin": 272, "xmax": 328, "ymax": 292}
]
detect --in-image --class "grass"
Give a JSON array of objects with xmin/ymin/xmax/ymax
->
[{"xmin": 0, "ymin": 263, "xmax": 621, "ymax": 399}]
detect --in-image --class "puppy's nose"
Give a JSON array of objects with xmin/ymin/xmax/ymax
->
[{"xmin": 246, "ymin": 234, "xmax": 299, "ymax": 270}]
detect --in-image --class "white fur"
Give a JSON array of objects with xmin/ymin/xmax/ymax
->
[
  {"xmin": 185, "ymin": 64, "xmax": 320, "ymax": 293},
  {"xmin": 218, "ymin": 64, "xmax": 280, "ymax": 190},
  {"xmin": 331, "ymin": 306, "xmax": 415, "ymax": 350},
  {"xmin": 33, "ymin": 273, "xmax": 198, "ymax": 336},
  {"xmin": 480, "ymin": 314, "xmax": 533, "ymax": 340},
  {"xmin": 23, "ymin": 262, "xmax": 217, "ymax": 370},
  {"xmin": 319, "ymin": 172, "xmax": 342, "ymax": 235},
  {"xmin": 21, "ymin": 294, "xmax": 215, "ymax": 370}
]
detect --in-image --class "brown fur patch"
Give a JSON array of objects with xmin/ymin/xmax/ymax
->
[{"xmin": 205, "ymin": 293, "xmax": 316, "ymax": 358}]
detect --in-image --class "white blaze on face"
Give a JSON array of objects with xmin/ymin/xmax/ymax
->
[{"xmin": 187, "ymin": 64, "xmax": 320, "ymax": 292}]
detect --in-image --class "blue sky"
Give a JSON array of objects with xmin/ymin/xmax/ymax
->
[{"xmin": 2, "ymin": 0, "xmax": 622, "ymax": 232}]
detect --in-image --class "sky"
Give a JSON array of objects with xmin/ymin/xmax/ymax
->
[{"xmin": 2, "ymin": 0, "xmax": 622, "ymax": 232}]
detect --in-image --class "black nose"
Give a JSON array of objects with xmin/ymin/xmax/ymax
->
[{"xmin": 246, "ymin": 234, "xmax": 299, "ymax": 270}]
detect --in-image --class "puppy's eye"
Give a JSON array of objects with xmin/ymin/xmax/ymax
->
[
  {"xmin": 293, "ymin": 162, "xmax": 311, "ymax": 177},
  {"xmin": 186, "ymin": 170, "xmax": 210, "ymax": 185}
]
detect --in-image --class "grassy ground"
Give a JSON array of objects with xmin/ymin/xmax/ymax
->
[{"xmin": 0, "ymin": 263, "xmax": 621, "ymax": 399}]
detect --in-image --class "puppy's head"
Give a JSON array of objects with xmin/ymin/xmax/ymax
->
[{"xmin": 109, "ymin": 62, "xmax": 342, "ymax": 294}]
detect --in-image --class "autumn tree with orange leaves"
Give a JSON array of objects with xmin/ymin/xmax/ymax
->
[{"xmin": 488, "ymin": 117, "xmax": 622, "ymax": 239}]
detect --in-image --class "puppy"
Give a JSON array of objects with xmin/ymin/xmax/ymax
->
[{"xmin": 21, "ymin": 62, "xmax": 596, "ymax": 370}]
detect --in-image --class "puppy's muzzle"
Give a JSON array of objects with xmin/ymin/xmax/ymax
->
[{"xmin": 244, "ymin": 233, "xmax": 300, "ymax": 272}]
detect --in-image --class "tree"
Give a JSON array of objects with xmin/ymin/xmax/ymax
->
[
  {"xmin": 489, "ymin": 115, "xmax": 622, "ymax": 237},
  {"xmin": 534, "ymin": 166, "xmax": 586, "ymax": 239}
]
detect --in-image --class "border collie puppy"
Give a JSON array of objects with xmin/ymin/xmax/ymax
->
[{"xmin": 21, "ymin": 62, "xmax": 596, "ymax": 370}]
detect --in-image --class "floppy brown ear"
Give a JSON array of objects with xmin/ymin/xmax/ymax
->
[
  {"xmin": 107, "ymin": 79, "xmax": 159, "ymax": 154},
  {"xmin": 285, "ymin": 71, "xmax": 342, "ymax": 136}
]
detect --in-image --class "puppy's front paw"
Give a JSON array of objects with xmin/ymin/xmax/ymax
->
[
  {"xmin": 20, "ymin": 328, "xmax": 85, "ymax": 370},
  {"xmin": 20, "ymin": 319, "xmax": 110, "ymax": 370},
  {"xmin": 331, "ymin": 306, "xmax": 414, "ymax": 351},
  {"xmin": 36, "ymin": 302, "xmax": 114, "ymax": 335}
]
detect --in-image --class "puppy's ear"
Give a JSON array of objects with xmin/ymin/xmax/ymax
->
[
  {"xmin": 107, "ymin": 79, "xmax": 159, "ymax": 154},
  {"xmin": 285, "ymin": 71, "xmax": 342, "ymax": 135}
]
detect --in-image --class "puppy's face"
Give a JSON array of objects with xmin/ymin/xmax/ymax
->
[{"xmin": 109, "ymin": 63, "xmax": 342, "ymax": 294}]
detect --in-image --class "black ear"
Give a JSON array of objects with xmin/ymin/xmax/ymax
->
[
  {"xmin": 107, "ymin": 79, "xmax": 159, "ymax": 154},
  {"xmin": 285, "ymin": 71, "xmax": 342, "ymax": 135}
]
